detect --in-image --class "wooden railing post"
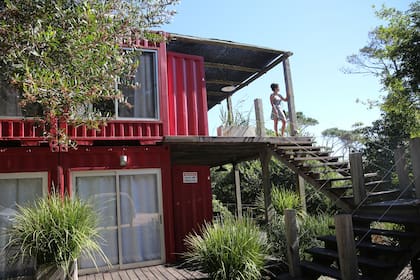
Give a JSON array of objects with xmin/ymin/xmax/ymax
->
[
  {"xmin": 254, "ymin": 98, "xmax": 265, "ymax": 137},
  {"xmin": 394, "ymin": 146, "xmax": 412, "ymax": 198},
  {"xmin": 410, "ymin": 138, "xmax": 420, "ymax": 198},
  {"xmin": 284, "ymin": 209, "xmax": 301, "ymax": 277},
  {"xmin": 233, "ymin": 163, "xmax": 243, "ymax": 219},
  {"xmin": 297, "ymin": 175, "xmax": 307, "ymax": 213},
  {"xmin": 349, "ymin": 152, "xmax": 366, "ymax": 205},
  {"xmin": 335, "ymin": 214, "xmax": 359, "ymax": 280}
]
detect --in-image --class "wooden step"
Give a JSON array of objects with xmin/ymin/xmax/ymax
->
[
  {"xmin": 353, "ymin": 227, "xmax": 419, "ymax": 239},
  {"xmin": 293, "ymin": 156, "xmax": 340, "ymax": 162},
  {"xmin": 306, "ymin": 247, "xmax": 395, "ymax": 269},
  {"xmin": 305, "ymin": 161, "xmax": 348, "ymax": 168},
  {"xmin": 342, "ymin": 189, "xmax": 400, "ymax": 202},
  {"xmin": 300, "ymin": 260, "xmax": 371, "ymax": 280},
  {"xmin": 328, "ymin": 186, "xmax": 352, "ymax": 196},
  {"xmin": 293, "ymin": 151, "xmax": 330, "ymax": 157},
  {"xmin": 300, "ymin": 260, "xmax": 342, "ymax": 279},
  {"xmin": 366, "ymin": 189, "xmax": 400, "ymax": 202},
  {"xmin": 352, "ymin": 213, "xmax": 420, "ymax": 226},
  {"xmin": 316, "ymin": 177, "xmax": 352, "ymax": 186},
  {"xmin": 365, "ymin": 180, "xmax": 391, "ymax": 187},
  {"xmin": 275, "ymin": 145, "xmax": 323, "ymax": 151},
  {"xmin": 309, "ymin": 168, "xmax": 351, "ymax": 176},
  {"xmin": 317, "ymin": 235, "xmax": 408, "ymax": 253}
]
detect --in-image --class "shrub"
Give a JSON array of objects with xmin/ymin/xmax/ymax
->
[
  {"xmin": 3, "ymin": 194, "xmax": 108, "ymax": 278},
  {"xmin": 271, "ymin": 187, "xmax": 303, "ymax": 216},
  {"xmin": 184, "ymin": 217, "xmax": 267, "ymax": 280}
]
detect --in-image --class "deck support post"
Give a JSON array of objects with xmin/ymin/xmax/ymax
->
[
  {"xmin": 394, "ymin": 146, "xmax": 412, "ymax": 198},
  {"xmin": 410, "ymin": 138, "xmax": 420, "ymax": 198},
  {"xmin": 284, "ymin": 209, "xmax": 301, "ymax": 277},
  {"xmin": 226, "ymin": 95, "xmax": 233, "ymax": 126},
  {"xmin": 233, "ymin": 163, "xmax": 243, "ymax": 219},
  {"xmin": 260, "ymin": 149, "xmax": 273, "ymax": 223},
  {"xmin": 283, "ymin": 57, "xmax": 297, "ymax": 136},
  {"xmin": 349, "ymin": 152, "xmax": 366, "ymax": 205},
  {"xmin": 335, "ymin": 214, "xmax": 359, "ymax": 280},
  {"xmin": 254, "ymin": 98, "xmax": 265, "ymax": 137}
]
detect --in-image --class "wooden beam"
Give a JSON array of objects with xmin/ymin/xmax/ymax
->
[
  {"xmin": 284, "ymin": 209, "xmax": 301, "ymax": 277},
  {"xmin": 205, "ymin": 62, "xmax": 259, "ymax": 73},
  {"xmin": 206, "ymin": 80, "xmax": 238, "ymax": 85},
  {"xmin": 410, "ymin": 138, "xmax": 420, "ymax": 198},
  {"xmin": 394, "ymin": 146, "xmax": 411, "ymax": 198},
  {"xmin": 283, "ymin": 58, "xmax": 298, "ymax": 136}
]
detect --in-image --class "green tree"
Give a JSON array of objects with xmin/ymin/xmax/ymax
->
[
  {"xmin": 0, "ymin": 0, "xmax": 179, "ymax": 147},
  {"xmin": 345, "ymin": 2, "xmax": 420, "ymax": 141}
]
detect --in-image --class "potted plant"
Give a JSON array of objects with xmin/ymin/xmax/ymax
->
[{"xmin": 3, "ymin": 194, "xmax": 109, "ymax": 280}]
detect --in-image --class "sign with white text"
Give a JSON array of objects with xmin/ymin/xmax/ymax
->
[{"xmin": 183, "ymin": 172, "xmax": 198, "ymax": 184}]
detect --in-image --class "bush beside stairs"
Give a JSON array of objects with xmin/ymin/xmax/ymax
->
[{"xmin": 270, "ymin": 137, "xmax": 420, "ymax": 279}]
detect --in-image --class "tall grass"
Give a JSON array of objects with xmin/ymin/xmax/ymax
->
[
  {"xmin": 184, "ymin": 217, "xmax": 267, "ymax": 280},
  {"xmin": 3, "ymin": 194, "xmax": 108, "ymax": 278},
  {"xmin": 271, "ymin": 187, "xmax": 303, "ymax": 216}
]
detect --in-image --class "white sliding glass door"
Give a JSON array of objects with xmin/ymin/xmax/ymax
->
[{"xmin": 72, "ymin": 169, "xmax": 164, "ymax": 272}]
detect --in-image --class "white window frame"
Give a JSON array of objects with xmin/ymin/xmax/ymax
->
[
  {"xmin": 71, "ymin": 169, "xmax": 165, "ymax": 273},
  {"xmin": 0, "ymin": 172, "xmax": 48, "ymax": 195},
  {"xmin": 116, "ymin": 49, "xmax": 160, "ymax": 121}
]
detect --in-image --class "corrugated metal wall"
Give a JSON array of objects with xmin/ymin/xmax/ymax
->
[
  {"xmin": 167, "ymin": 52, "xmax": 208, "ymax": 136},
  {"xmin": 171, "ymin": 165, "xmax": 213, "ymax": 254},
  {"xmin": 0, "ymin": 146, "xmax": 177, "ymax": 263}
]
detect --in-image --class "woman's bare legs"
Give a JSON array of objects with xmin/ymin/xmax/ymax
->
[
  {"xmin": 280, "ymin": 119, "xmax": 286, "ymax": 136},
  {"xmin": 274, "ymin": 119, "xmax": 279, "ymax": 136}
]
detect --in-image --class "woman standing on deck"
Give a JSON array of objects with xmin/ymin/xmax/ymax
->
[{"xmin": 270, "ymin": 83, "xmax": 288, "ymax": 136}]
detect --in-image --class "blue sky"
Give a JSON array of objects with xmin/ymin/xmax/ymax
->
[{"xmin": 162, "ymin": 0, "xmax": 411, "ymax": 139}]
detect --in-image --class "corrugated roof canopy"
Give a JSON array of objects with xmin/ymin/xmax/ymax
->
[{"xmin": 166, "ymin": 33, "xmax": 292, "ymax": 110}]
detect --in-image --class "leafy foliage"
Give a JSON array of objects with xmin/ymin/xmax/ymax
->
[
  {"xmin": 344, "ymin": 2, "xmax": 420, "ymax": 139},
  {"xmin": 0, "ymin": 0, "xmax": 179, "ymax": 146},
  {"xmin": 211, "ymin": 159, "xmax": 296, "ymax": 207},
  {"xmin": 184, "ymin": 217, "xmax": 268, "ymax": 280},
  {"xmin": 3, "ymin": 194, "xmax": 108, "ymax": 277}
]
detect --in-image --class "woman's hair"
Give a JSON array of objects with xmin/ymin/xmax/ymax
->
[{"xmin": 270, "ymin": 83, "xmax": 279, "ymax": 91}]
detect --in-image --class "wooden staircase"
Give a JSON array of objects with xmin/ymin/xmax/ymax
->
[{"xmin": 270, "ymin": 137, "xmax": 420, "ymax": 279}]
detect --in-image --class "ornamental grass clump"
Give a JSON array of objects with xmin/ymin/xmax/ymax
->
[
  {"xmin": 184, "ymin": 217, "xmax": 267, "ymax": 280},
  {"xmin": 3, "ymin": 194, "xmax": 108, "ymax": 279}
]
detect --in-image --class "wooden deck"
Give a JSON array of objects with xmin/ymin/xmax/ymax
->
[{"xmin": 78, "ymin": 265, "xmax": 207, "ymax": 280}]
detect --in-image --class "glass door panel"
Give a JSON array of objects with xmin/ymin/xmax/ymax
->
[
  {"xmin": 119, "ymin": 174, "xmax": 161, "ymax": 263},
  {"xmin": 75, "ymin": 175, "xmax": 119, "ymax": 268}
]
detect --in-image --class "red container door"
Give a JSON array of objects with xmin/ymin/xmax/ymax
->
[
  {"xmin": 171, "ymin": 165, "xmax": 212, "ymax": 254},
  {"xmin": 167, "ymin": 52, "xmax": 208, "ymax": 136}
]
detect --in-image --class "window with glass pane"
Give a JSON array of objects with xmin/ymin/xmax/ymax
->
[
  {"xmin": 0, "ymin": 174, "xmax": 46, "ymax": 278},
  {"xmin": 118, "ymin": 51, "xmax": 159, "ymax": 119},
  {"xmin": 0, "ymin": 84, "xmax": 43, "ymax": 117}
]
